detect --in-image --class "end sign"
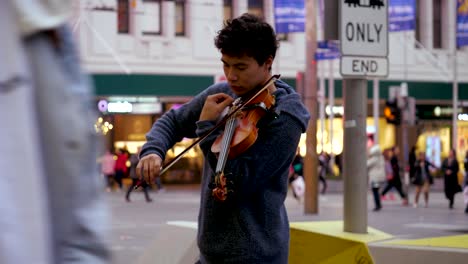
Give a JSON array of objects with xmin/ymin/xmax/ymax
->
[{"xmin": 340, "ymin": 0, "xmax": 389, "ymax": 77}]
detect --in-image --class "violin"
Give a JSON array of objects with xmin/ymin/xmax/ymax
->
[
  {"xmin": 135, "ymin": 75, "xmax": 280, "ymax": 193},
  {"xmin": 210, "ymin": 75, "xmax": 278, "ymax": 201}
]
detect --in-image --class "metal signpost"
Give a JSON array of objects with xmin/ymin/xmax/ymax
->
[{"xmin": 340, "ymin": 0, "xmax": 389, "ymax": 233}]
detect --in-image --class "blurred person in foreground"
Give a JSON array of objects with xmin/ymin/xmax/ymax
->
[
  {"xmin": 366, "ymin": 134, "xmax": 386, "ymax": 212},
  {"xmin": 0, "ymin": 1, "xmax": 110, "ymax": 263},
  {"xmin": 137, "ymin": 13, "xmax": 310, "ymax": 263}
]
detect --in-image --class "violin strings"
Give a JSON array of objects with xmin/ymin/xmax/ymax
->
[{"xmin": 215, "ymin": 114, "xmax": 237, "ymax": 173}]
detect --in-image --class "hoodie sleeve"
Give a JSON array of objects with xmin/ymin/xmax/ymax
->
[{"xmin": 140, "ymin": 83, "xmax": 228, "ymax": 160}]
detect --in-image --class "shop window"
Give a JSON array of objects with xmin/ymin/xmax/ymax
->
[
  {"xmin": 142, "ymin": 0, "xmax": 162, "ymax": 35},
  {"xmin": 117, "ymin": 0, "xmax": 130, "ymax": 33},
  {"xmin": 175, "ymin": 0, "xmax": 186, "ymax": 36},
  {"xmin": 223, "ymin": 0, "xmax": 233, "ymax": 22},
  {"xmin": 248, "ymin": 0, "xmax": 264, "ymax": 19},
  {"xmin": 433, "ymin": 0, "xmax": 442, "ymax": 49}
]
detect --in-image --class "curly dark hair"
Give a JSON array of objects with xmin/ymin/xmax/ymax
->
[{"xmin": 214, "ymin": 13, "xmax": 279, "ymax": 67}]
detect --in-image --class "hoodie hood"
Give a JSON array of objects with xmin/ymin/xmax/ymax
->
[
  {"xmin": 368, "ymin": 144, "xmax": 382, "ymax": 157},
  {"xmin": 273, "ymin": 79, "xmax": 310, "ymax": 132}
]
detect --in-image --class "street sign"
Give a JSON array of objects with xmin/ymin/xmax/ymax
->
[
  {"xmin": 340, "ymin": 56, "xmax": 388, "ymax": 77},
  {"xmin": 340, "ymin": 0, "xmax": 388, "ymax": 57},
  {"xmin": 340, "ymin": 0, "xmax": 389, "ymax": 77}
]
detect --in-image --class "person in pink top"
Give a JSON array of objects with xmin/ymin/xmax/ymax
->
[{"xmin": 100, "ymin": 150, "xmax": 116, "ymax": 192}]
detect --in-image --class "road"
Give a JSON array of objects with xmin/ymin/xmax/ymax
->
[{"xmin": 106, "ymin": 184, "xmax": 468, "ymax": 264}]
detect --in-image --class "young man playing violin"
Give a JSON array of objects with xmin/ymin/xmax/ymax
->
[{"xmin": 137, "ymin": 13, "xmax": 310, "ymax": 263}]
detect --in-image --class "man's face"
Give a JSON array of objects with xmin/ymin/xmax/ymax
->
[{"xmin": 221, "ymin": 53, "xmax": 272, "ymax": 96}]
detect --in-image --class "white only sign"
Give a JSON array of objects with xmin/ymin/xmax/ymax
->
[{"xmin": 340, "ymin": 0, "xmax": 388, "ymax": 57}]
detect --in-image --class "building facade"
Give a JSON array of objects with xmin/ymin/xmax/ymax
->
[{"xmin": 74, "ymin": 0, "xmax": 468, "ymax": 181}]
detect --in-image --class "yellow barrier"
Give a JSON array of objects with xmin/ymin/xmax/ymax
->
[
  {"xmin": 384, "ymin": 234, "xmax": 468, "ymax": 250},
  {"xmin": 289, "ymin": 221, "xmax": 393, "ymax": 264}
]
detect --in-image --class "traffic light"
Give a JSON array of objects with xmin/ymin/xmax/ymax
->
[{"xmin": 384, "ymin": 100, "xmax": 401, "ymax": 125}]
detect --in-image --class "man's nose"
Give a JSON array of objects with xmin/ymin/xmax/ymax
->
[{"xmin": 226, "ymin": 70, "xmax": 238, "ymax": 81}]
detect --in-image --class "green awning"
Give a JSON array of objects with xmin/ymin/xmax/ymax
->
[
  {"xmin": 92, "ymin": 74, "xmax": 467, "ymax": 100},
  {"xmin": 92, "ymin": 74, "xmax": 213, "ymax": 96}
]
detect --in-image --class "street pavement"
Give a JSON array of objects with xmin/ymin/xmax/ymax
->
[{"xmin": 106, "ymin": 181, "xmax": 468, "ymax": 264}]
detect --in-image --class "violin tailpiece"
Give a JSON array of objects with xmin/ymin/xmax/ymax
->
[{"xmin": 210, "ymin": 172, "xmax": 234, "ymax": 202}]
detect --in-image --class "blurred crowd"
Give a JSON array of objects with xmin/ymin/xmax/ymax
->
[
  {"xmin": 366, "ymin": 134, "xmax": 468, "ymax": 213},
  {"xmin": 97, "ymin": 147, "xmax": 164, "ymax": 202},
  {"xmin": 286, "ymin": 134, "xmax": 468, "ymax": 215}
]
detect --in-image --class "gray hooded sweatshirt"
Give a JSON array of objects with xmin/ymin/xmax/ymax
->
[{"xmin": 141, "ymin": 79, "xmax": 310, "ymax": 264}]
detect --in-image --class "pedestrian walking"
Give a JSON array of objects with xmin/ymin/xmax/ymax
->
[
  {"xmin": 0, "ymin": 1, "xmax": 110, "ymax": 263},
  {"xmin": 464, "ymin": 150, "xmax": 468, "ymax": 214},
  {"xmin": 441, "ymin": 149, "xmax": 462, "ymax": 209},
  {"xmin": 412, "ymin": 152, "xmax": 437, "ymax": 208},
  {"xmin": 383, "ymin": 148, "xmax": 394, "ymax": 199},
  {"xmin": 136, "ymin": 13, "xmax": 310, "ymax": 263},
  {"xmin": 409, "ymin": 146, "xmax": 417, "ymax": 179},
  {"xmin": 464, "ymin": 174, "xmax": 468, "ymax": 214},
  {"xmin": 381, "ymin": 146, "xmax": 408, "ymax": 205},
  {"xmin": 367, "ymin": 134, "xmax": 386, "ymax": 211},
  {"xmin": 114, "ymin": 148, "xmax": 129, "ymax": 191},
  {"xmin": 289, "ymin": 151, "xmax": 305, "ymax": 200},
  {"xmin": 318, "ymin": 151, "xmax": 329, "ymax": 194},
  {"xmin": 126, "ymin": 147, "xmax": 152, "ymax": 202}
]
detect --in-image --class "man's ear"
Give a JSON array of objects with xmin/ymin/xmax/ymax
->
[{"xmin": 264, "ymin": 56, "xmax": 274, "ymax": 71}]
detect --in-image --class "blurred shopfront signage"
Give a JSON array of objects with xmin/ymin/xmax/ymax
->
[
  {"xmin": 416, "ymin": 105, "xmax": 465, "ymax": 120},
  {"xmin": 108, "ymin": 101, "xmax": 132, "ymax": 113},
  {"xmin": 457, "ymin": 0, "xmax": 468, "ymax": 48},
  {"xmin": 388, "ymin": 0, "xmax": 415, "ymax": 32},
  {"xmin": 325, "ymin": 105, "xmax": 344, "ymax": 117},
  {"xmin": 274, "ymin": 0, "xmax": 305, "ymax": 33},
  {"xmin": 98, "ymin": 97, "xmax": 162, "ymax": 114}
]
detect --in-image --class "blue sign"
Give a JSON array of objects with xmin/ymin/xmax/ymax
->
[
  {"xmin": 274, "ymin": 0, "xmax": 305, "ymax": 33},
  {"xmin": 318, "ymin": 40, "xmax": 339, "ymax": 51},
  {"xmin": 388, "ymin": 0, "xmax": 415, "ymax": 32},
  {"xmin": 315, "ymin": 40, "xmax": 340, "ymax": 61},
  {"xmin": 457, "ymin": 0, "xmax": 468, "ymax": 47},
  {"xmin": 315, "ymin": 50, "xmax": 340, "ymax": 61}
]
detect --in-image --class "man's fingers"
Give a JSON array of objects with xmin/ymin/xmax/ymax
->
[
  {"xmin": 214, "ymin": 93, "xmax": 234, "ymax": 105},
  {"xmin": 136, "ymin": 162, "xmax": 142, "ymax": 179},
  {"xmin": 149, "ymin": 159, "xmax": 155, "ymax": 182},
  {"xmin": 220, "ymin": 97, "xmax": 234, "ymax": 109},
  {"xmin": 137, "ymin": 154, "xmax": 162, "ymax": 184},
  {"xmin": 143, "ymin": 161, "xmax": 150, "ymax": 182}
]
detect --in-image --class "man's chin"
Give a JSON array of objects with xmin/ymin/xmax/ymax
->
[{"xmin": 230, "ymin": 86, "xmax": 247, "ymax": 96}]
